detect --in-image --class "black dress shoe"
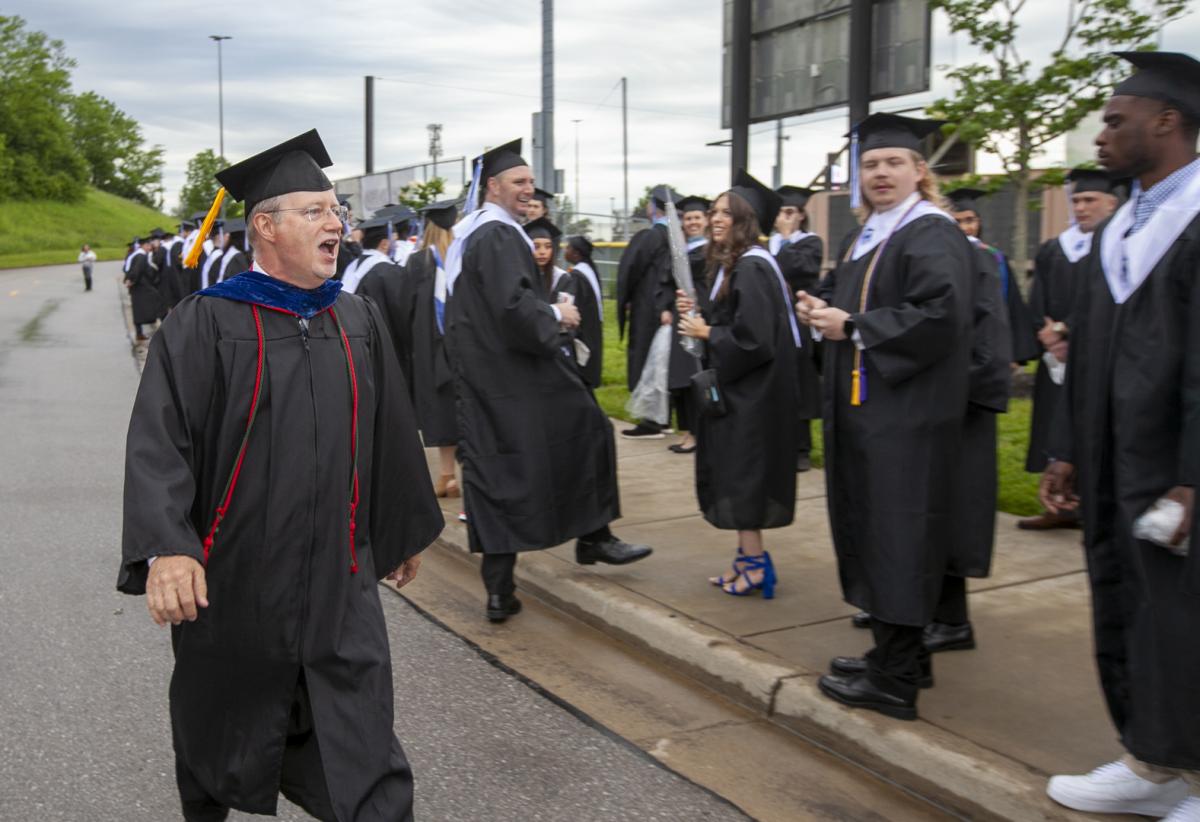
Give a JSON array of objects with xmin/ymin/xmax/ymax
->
[
  {"xmin": 817, "ymin": 673, "xmax": 917, "ymax": 721},
  {"xmin": 829, "ymin": 656, "xmax": 933, "ymax": 689},
  {"xmin": 851, "ymin": 611, "xmax": 872, "ymax": 629},
  {"xmin": 575, "ymin": 536, "xmax": 653, "ymax": 565},
  {"xmin": 796, "ymin": 454, "xmax": 812, "ymax": 473},
  {"xmin": 923, "ymin": 621, "xmax": 975, "ymax": 653},
  {"xmin": 486, "ymin": 594, "xmax": 522, "ymax": 623}
]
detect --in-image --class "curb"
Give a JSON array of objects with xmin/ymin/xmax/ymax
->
[{"xmin": 423, "ymin": 520, "xmax": 1097, "ymax": 822}]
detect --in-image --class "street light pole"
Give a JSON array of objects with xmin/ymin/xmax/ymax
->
[
  {"xmin": 571, "ymin": 119, "xmax": 581, "ymax": 216},
  {"xmin": 209, "ymin": 35, "xmax": 232, "ymax": 159}
]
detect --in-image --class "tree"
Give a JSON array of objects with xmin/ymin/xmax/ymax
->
[
  {"xmin": 177, "ymin": 149, "xmax": 243, "ymax": 218},
  {"xmin": 0, "ymin": 15, "xmax": 88, "ymax": 201},
  {"xmin": 68, "ymin": 91, "xmax": 165, "ymax": 208},
  {"xmin": 396, "ymin": 177, "xmax": 446, "ymax": 210},
  {"xmin": 927, "ymin": 0, "xmax": 1187, "ymax": 276}
]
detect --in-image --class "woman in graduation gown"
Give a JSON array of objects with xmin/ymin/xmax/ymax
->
[
  {"xmin": 676, "ymin": 172, "xmax": 799, "ymax": 598},
  {"xmin": 360, "ymin": 201, "xmax": 461, "ymax": 498},
  {"xmin": 563, "ymin": 235, "xmax": 605, "ymax": 389},
  {"xmin": 797, "ymin": 113, "xmax": 974, "ymax": 720}
]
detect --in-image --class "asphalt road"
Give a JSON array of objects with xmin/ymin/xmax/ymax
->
[{"xmin": 0, "ymin": 262, "xmax": 746, "ymax": 822}]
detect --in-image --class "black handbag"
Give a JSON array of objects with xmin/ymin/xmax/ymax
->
[{"xmin": 690, "ymin": 368, "xmax": 727, "ymax": 418}]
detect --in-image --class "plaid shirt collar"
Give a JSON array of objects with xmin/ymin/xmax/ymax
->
[{"xmin": 1128, "ymin": 157, "xmax": 1200, "ymax": 235}]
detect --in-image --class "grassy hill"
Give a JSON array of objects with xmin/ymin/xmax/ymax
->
[{"xmin": 0, "ymin": 188, "xmax": 176, "ymax": 269}]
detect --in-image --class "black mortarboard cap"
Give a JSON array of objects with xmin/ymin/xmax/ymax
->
[
  {"xmin": 774, "ymin": 186, "xmax": 813, "ymax": 209},
  {"xmin": 946, "ymin": 187, "xmax": 988, "ymax": 212},
  {"xmin": 150, "ymin": 227, "xmax": 165, "ymax": 239},
  {"xmin": 1113, "ymin": 51, "xmax": 1200, "ymax": 121},
  {"xmin": 373, "ymin": 204, "xmax": 416, "ymax": 222},
  {"xmin": 852, "ymin": 113, "xmax": 945, "ymax": 155},
  {"xmin": 728, "ymin": 169, "xmax": 783, "ymax": 236},
  {"xmin": 223, "ymin": 218, "xmax": 247, "ymax": 235},
  {"xmin": 215, "ymin": 129, "xmax": 334, "ymax": 215},
  {"xmin": 190, "ymin": 211, "xmax": 209, "ymax": 223},
  {"xmin": 523, "ymin": 217, "xmax": 562, "ymax": 243},
  {"xmin": 180, "ymin": 219, "xmax": 196, "ymax": 231},
  {"xmin": 650, "ymin": 185, "xmax": 681, "ymax": 210},
  {"xmin": 420, "ymin": 199, "xmax": 458, "ymax": 230},
  {"xmin": 532, "ymin": 187, "xmax": 553, "ymax": 204},
  {"xmin": 677, "ymin": 195, "xmax": 711, "ymax": 214},
  {"xmin": 474, "ymin": 139, "xmax": 527, "ymax": 182},
  {"xmin": 1066, "ymin": 168, "xmax": 1115, "ymax": 194},
  {"xmin": 567, "ymin": 235, "xmax": 594, "ymax": 257}
]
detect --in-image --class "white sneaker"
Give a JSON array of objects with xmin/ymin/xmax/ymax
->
[
  {"xmin": 1162, "ymin": 796, "xmax": 1200, "ymax": 821},
  {"xmin": 1046, "ymin": 760, "xmax": 1189, "ymax": 816}
]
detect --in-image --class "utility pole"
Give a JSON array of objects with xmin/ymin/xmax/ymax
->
[
  {"xmin": 729, "ymin": 0, "xmax": 752, "ymax": 182},
  {"xmin": 427, "ymin": 123, "xmax": 443, "ymax": 180},
  {"xmin": 208, "ymin": 36, "xmax": 231, "ymax": 159},
  {"xmin": 621, "ymin": 76, "xmax": 629, "ymax": 235},
  {"xmin": 540, "ymin": 0, "xmax": 556, "ymax": 190},
  {"xmin": 571, "ymin": 119, "xmax": 581, "ymax": 217},
  {"xmin": 848, "ymin": 0, "xmax": 872, "ymax": 134},
  {"xmin": 772, "ymin": 119, "xmax": 787, "ymax": 188},
  {"xmin": 364, "ymin": 76, "xmax": 375, "ymax": 174}
]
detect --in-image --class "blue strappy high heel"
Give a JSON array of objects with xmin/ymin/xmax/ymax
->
[
  {"xmin": 721, "ymin": 551, "xmax": 776, "ymax": 599},
  {"xmin": 709, "ymin": 546, "xmax": 748, "ymax": 586}
]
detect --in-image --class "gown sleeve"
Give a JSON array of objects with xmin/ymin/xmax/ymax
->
[
  {"xmin": 777, "ymin": 235, "xmax": 823, "ymax": 295},
  {"xmin": 616, "ymin": 231, "xmax": 648, "ymax": 340},
  {"xmin": 853, "ymin": 219, "xmax": 971, "ymax": 386},
  {"xmin": 706, "ymin": 258, "xmax": 780, "ymax": 385},
  {"xmin": 118, "ymin": 299, "xmax": 216, "ymax": 594}
]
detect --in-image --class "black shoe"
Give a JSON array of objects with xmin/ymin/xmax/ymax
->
[
  {"xmin": 829, "ymin": 656, "xmax": 933, "ymax": 689},
  {"xmin": 817, "ymin": 673, "xmax": 917, "ymax": 721},
  {"xmin": 575, "ymin": 536, "xmax": 653, "ymax": 565},
  {"xmin": 851, "ymin": 611, "xmax": 872, "ymax": 629},
  {"xmin": 668, "ymin": 443, "xmax": 697, "ymax": 454},
  {"xmin": 486, "ymin": 594, "xmax": 522, "ymax": 623},
  {"xmin": 620, "ymin": 423, "xmax": 665, "ymax": 440},
  {"xmin": 796, "ymin": 454, "xmax": 812, "ymax": 473},
  {"xmin": 923, "ymin": 621, "xmax": 975, "ymax": 653}
]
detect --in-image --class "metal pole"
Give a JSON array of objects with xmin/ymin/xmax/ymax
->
[
  {"xmin": 730, "ymin": 0, "xmax": 752, "ymax": 183},
  {"xmin": 209, "ymin": 36, "xmax": 231, "ymax": 158},
  {"xmin": 572, "ymin": 119, "xmax": 581, "ymax": 216},
  {"xmin": 848, "ymin": 0, "xmax": 872, "ymax": 133},
  {"xmin": 364, "ymin": 76, "xmax": 375, "ymax": 174},
  {"xmin": 621, "ymin": 77, "xmax": 629, "ymax": 235},
  {"xmin": 541, "ymin": 0, "xmax": 555, "ymax": 189},
  {"xmin": 773, "ymin": 119, "xmax": 784, "ymax": 188}
]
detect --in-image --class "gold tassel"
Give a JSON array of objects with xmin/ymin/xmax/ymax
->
[
  {"xmin": 850, "ymin": 351, "xmax": 862, "ymax": 406},
  {"xmin": 183, "ymin": 187, "xmax": 227, "ymax": 269}
]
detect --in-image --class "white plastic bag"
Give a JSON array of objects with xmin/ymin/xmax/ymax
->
[
  {"xmin": 1133, "ymin": 497, "xmax": 1190, "ymax": 556},
  {"xmin": 625, "ymin": 325, "xmax": 673, "ymax": 425}
]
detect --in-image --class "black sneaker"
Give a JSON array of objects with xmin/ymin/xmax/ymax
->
[{"xmin": 621, "ymin": 423, "xmax": 664, "ymax": 440}]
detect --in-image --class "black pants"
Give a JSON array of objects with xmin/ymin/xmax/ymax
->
[
  {"xmin": 672, "ymin": 388, "xmax": 696, "ymax": 434},
  {"xmin": 82, "ymin": 268, "xmax": 92, "ymax": 291},
  {"xmin": 933, "ymin": 575, "xmax": 969, "ymax": 625},
  {"xmin": 797, "ymin": 418, "xmax": 812, "ymax": 456},
  {"xmin": 480, "ymin": 526, "xmax": 614, "ymax": 596},
  {"xmin": 866, "ymin": 619, "xmax": 929, "ymax": 699},
  {"xmin": 177, "ymin": 675, "xmax": 337, "ymax": 822}
]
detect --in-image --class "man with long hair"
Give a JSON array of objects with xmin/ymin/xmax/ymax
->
[{"xmin": 796, "ymin": 113, "xmax": 975, "ymax": 721}]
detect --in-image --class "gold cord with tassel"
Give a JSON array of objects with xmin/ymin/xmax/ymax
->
[{"xmin": 183, "ymin": 187, "xmax": 227, "ymax": 268}]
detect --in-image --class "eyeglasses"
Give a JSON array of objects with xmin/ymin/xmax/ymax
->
[{"xmin": 263, "ymin": 205, "xmax": 349, "ymax": 223}]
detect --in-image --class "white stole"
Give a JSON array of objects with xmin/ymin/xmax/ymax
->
[
  {"xmin": 342, "ymin": 250, "xmax": 389, "ymax": 294},
  {"xmin": 445, "ymin": 202, "xmax": 534, "ymax": 294},
  {"xmin": 851, "ymin": 194, "xmax": 953, "ymax": 260},
  {"xmin": 708, "ymin": 246, "xmax": 802, "ymax": 347},
  {"xmin": 200, "ymin": 249, "xmax": 224, "ymax": 290},
  {"xmin": 1101, "ymin": 164, "xmax": 1200, "ymax": 304},
  {"xmin": 572, "ymin": 261, "xmax": 603, "ymax": 320},
  {"xmin": 1057, "ymin": 224, "xmax": 1093, "ymax": 264}
]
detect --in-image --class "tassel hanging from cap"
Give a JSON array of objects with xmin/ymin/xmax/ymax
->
[{"xmin": 184, "ymin": 187, "xmax": 227, "ymax": 268}]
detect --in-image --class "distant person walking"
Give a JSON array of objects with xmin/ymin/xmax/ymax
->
[{"xmin": 78, "ymin": 244, "xmax": 96, "ymax": 291}]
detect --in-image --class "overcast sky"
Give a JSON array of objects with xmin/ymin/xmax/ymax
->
[{"xmin": 9, "ymin": 1, "xmax": 1198, "ymax": 219}]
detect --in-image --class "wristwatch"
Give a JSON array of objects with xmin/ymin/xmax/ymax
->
[
  {"xmin": 843, "ymin": 317, "xmax": 856, "ymax": 338},
  {"xmin": 1051, "ymin": 321, "xmax": 1068, "ymax": 338}
]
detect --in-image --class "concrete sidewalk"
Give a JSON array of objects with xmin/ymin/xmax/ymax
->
[{"xmin": 421, "ymin": 426, "xmax": 1126, "ymax": 822}]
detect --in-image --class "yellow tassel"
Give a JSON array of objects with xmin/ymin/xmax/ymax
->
[
  {"xmin": 183, "ymin": 187, "xmax": 227, "ymax": 269},
  {"xmin": 850, "ymin": 367, "xmax": 861, "ymax": 406}
]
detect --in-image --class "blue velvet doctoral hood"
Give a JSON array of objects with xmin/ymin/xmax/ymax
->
[{"xmin": 198, "ymin": 269, "xmax": 342, "ymax": 318}]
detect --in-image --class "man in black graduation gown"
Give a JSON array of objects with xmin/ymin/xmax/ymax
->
[
  {"xmin": 214, "ymin": 219, "xmax": 250, "ymax": 283},
  {"xmin": 1017, "ymin": 168, "xmax": 1116, "ymax": 530},
  {"xmin": 771, "ymin": 185, "xmax": 823, "ymax": 472},
  {"xmin": 334, "ymin": 194, "xmax": 362, "ymax": 279},
  {"xmin": 616, "ymin": 185, "xmax": 679, "ymax": 439},
  {"xmin": 1042, "ymin": 53, "xmax": 1200, "ymax": 818},
  {"xmin": 119, "ymin": 129, "xmax": 443, "ymax": 822},
  {"xmin": 796, "ymin": 114, "xmax": 974, "ymax": 721},
  {"xmin": 665, "ymin": 196, "xmax": 710, "ymax": 453},
  {"xmin": 124, "ymin": 235, "xmax": 164, "ymax": 340},
  {"xmin": 444, "ymin": 139, "xmax": 651, "ymax": 623}
]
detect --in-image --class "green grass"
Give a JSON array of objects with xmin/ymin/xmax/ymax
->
[
  {"xmin": 0, "ymin": 188, "xmax": 175, "ymax": 269},
  {"xmin": 596, "ymin": 298, "xmax": 1040, "ymax": 516}
]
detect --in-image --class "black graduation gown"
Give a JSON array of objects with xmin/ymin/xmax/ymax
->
[
  {"xmin": 335, "ymin": 239, "xmax": 363, "ymax": 280},
  {"xmin": 667, "ymin": 245, "xmax": 712, "ymax": 393},
  {"xmin": 220, "ymin": 250, "xmax": 249, "ymax": 282},
  {"xmin": 1024, "ymin": 238, "xmax": 1080, "ymax": 471},
  {"xmin": 560, "ymin": 266, "xmax": 604, "ymax": 389},
  {"xmin": 1050, "ymin": 212, "xmax": 1200, "ymax": 770},
  {"xmin": 695, "ymin": 253, "xmax": 798, "ymax": 530},
  {"xmin": 776, "ymin": 235, "xmax": 824, "ymax": 421},
  {"xmin": 119, "ymin": 292, "xmax": 443, "ymax": 816},
  {"xmin": 818, "ymin": 216, "xmax": 973, "ymax": 626},
  {"xmin": 153, "ymin": 245, "xmax": 180, "ymax": 308},
  {"xmin": 949, "ymin": 247, "xmax": 1012, "ymax": 579},
  {"xmin": 356, "ymin": 257, "xmax": 414, "ymax": 396},
  {"xmin": 127, "ymin": 252, "xmax": 165, "ymax": 325},
  {"xmin": 445, "ymin": 221, "xmax": 620, "ymax": 554},
  {"xmin": 616, "ymin": 224, "xmax": 674, "ymax": 391},
  {"xmin": 980, "ymin": 242, "xmax": 1040, "ymax": 363}
]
